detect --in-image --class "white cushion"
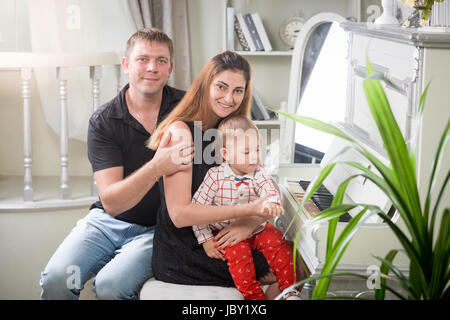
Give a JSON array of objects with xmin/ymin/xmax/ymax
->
[{"xmin": 139, "ymin": 278, "xmax": 244, "ymax": 300}]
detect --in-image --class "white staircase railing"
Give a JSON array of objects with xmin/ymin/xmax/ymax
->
[{"xmin": 0, "ymin": 52, "xmax": 122, "ymax": 211}]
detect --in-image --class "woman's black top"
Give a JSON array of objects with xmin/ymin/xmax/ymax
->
[{"xmin": 152, "ymin": 121, "xmax": 269, "ymax": 286}]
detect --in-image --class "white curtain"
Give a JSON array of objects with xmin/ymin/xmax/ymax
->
[
  {"xmin": 27, "ymin": 0, "xmax": 134, "ymax": 142},
  {"xmin": 126, "ymin": 0, "xmax": 192, "ymax": 90},
  {"xmin": 27, "ymin": 0, "xmax": 191, "ymax": 142}
]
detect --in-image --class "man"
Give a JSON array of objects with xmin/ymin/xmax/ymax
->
[{"xmin": 40, "ymin": 28, "xmax": 192, "ymax": 300}]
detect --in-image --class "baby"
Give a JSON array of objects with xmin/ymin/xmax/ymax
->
[{"xmin": 192, "ymin": 115, "xmax": 295, "ymax": 300}]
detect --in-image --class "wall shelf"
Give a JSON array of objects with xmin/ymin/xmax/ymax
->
[
  {"xmin": 234, "ymin": 50, "xmax": 293, "ymax": 56},
  {"xmin": 254, "ymin": 119, "xmax": 280, "ymax": 127}
]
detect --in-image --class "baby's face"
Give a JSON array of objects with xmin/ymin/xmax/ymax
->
[{"xmin": 224, "ymin": 130, "xmax": 261, "ymax": 176}]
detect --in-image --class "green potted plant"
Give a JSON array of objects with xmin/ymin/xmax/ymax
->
[{"xmin": 269, "ymin": 58, "xmax": 449, "ymax": 300}]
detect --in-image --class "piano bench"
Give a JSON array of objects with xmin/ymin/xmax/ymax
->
[{"xmin": 139, "ymin": 278, "xmax": 244, "ymax": 300}]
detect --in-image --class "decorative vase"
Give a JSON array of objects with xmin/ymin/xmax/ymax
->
[
  {"xmin": 400, "ymin": 0, "xmax": 448, "ymax": 28},
  {"xmin": 375, "ymin": 0, "xmax": 400, "ymax": 24},
  {"xmin": 402, "ymin": 8, "xmax": 430, "ymax": 27}
]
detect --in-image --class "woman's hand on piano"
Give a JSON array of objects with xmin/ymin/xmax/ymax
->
[{"xmin": 262, "ymin": 202, "xmax": 284, "ymax": 218}]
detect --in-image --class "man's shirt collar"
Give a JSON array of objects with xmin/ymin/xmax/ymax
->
[{"xmin": 107, "ymin": 83, "xmax": 180, "ymax": 136}]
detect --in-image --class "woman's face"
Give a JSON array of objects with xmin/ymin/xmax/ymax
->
[{"xmin": 209, "ymin": 70, "xmax": 246, "ymax": 123}]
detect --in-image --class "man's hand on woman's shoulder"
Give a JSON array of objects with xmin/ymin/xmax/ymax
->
[{"xmin": 152, "ymin": 130, "xmax": 194, "ymax": 177}]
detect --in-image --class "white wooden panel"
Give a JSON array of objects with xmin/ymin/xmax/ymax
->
[{"xmin": 351, "ymin": 34, "xmax": 416, "ymax": 79}]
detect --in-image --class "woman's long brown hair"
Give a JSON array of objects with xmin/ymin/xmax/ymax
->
[{"xmin": 148, "ymin": 51, "xmax": 252, "ymax": 150}]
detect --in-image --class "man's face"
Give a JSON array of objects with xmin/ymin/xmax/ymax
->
[{"xmin": 122, "ymin": 40, "xmax": 173, "ymax": 98}]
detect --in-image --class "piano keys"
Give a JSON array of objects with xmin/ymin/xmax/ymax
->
[{"xmin": 285, "ymin": 180, "xmax": 352, "ymax": 222}]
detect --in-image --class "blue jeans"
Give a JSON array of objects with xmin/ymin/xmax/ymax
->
[{"xmin": 40, "ymin": 208, "xmax": 155, "ymax": 300}]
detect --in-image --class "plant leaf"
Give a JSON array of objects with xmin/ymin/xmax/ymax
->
[
  {"xmin": 363, "ymin": 65, "xmax": 425, "ymax": 247},
  {"xmin": 354, "ymin": 148, "xmax": 423, "ymax": 244},
  {"xmin": 283, "ymin": 163, "xmax": 336, "ymax": 238},
  {"xmin": 372, "ymin": 252, "xmax": 419, "ymax": 299},
  {"xmin": 418, "ymin": 80, "xmax": 431, "ymax": 116},
  {"xmin": 277, "ymin": 271, "xmax": 406, "ymax": 300},
  {"xmin": 313, "ymin": 206, "xmax": 381, "ymax": 298},
  {"xmin": 430, "ymin": 208, "xmax": 450, "ymax": 299},
  {"xmin": 374, "ymin": 250, "xmax": 399, "ymax": 300},
  {"xmin": 326, "ymin": 177, "xmax": 353, "ymax": 258},
  {"xmin": 266, "ymin": 107, "xmax": 354, "ymax": 143},
  {"xmin": 311, "ymin": 204, "xmax": 361, "ymax": 223},
  {"xmin": 427, "ymin": 118, "xmax": 450, "ymax": 231},
  {"xmin": 378, "ymin": 212, "xmax": 428, "ymax": 297}
]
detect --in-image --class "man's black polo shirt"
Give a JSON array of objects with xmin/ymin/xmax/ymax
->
[{"xmin": 87, "ymin": 83, "xmax": 185, "ymax": 227}]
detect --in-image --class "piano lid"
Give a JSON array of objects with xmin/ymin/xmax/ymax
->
[
  {"xmin": 281, "ymin": 15, "xmax": 394, "ymax": 224},
  {"xmin": 317, "ymin": 136, "xmax": 391, "ymax": 223}
]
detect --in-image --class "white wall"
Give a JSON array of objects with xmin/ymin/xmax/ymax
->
[
  {"xmin": 0, "ymin": 207, "xmax": 97, "ymax": 300},
  {"xmin": 418, "ymin": 48, "xmax": 450, "ymax": 227},
  {"xmin": 187, "ymin": 0, "xmax": 224, "ymax": 77}
]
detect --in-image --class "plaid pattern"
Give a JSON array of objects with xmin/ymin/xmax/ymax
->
[{"xmin": 192, "ymin": 163, "xmax": 281, "ymax": 244}]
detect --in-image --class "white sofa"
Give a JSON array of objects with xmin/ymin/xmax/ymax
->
[{"xmin": 139, "ymin": 278, "xmax": 244, "ymax": 300}]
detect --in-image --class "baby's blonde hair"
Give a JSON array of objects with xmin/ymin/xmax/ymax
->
[{"xmin": 217, "ymin": 115, "xmax": 261, "ymax": 150}]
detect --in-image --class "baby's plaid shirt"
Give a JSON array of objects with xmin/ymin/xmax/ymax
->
[{"xmin": 192, "ymin": 162, "xmax": 280, "ymax": 244}]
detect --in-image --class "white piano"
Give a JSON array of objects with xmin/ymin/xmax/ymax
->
[{"xmin": 272, "ymin": 13, "xmax": 450, "ymax": 298}]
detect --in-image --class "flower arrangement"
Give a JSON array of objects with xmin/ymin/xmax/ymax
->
[{"xmin": 400, "ymin": 0, "xmax": 445, "ymax": 26}]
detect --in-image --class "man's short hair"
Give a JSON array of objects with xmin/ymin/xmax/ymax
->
[{"xmin": 125, "ymin": 28, "xmax": 174, "ymax": 62}]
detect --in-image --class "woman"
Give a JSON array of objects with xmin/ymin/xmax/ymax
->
[{"xmin": 148, "ymin": 51, "xmax": 275, "ymax": 288}]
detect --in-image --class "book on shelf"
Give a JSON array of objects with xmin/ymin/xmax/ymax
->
[
  {"xmin": 234, "ymin": 15, "xmax": 250, "ymax": 51},
  {"xmin": 251, "ymin": 104, "xmax": 266, "ymax": 121},
  {"xmin": 235, "ymin": 13, "xmax": 256, "ymax": 51},
  {"xmin": 226, "ymin": 7, "xmax": 235, "ymax": 51},
  {"xmin": 243, "ymin": 13, "xmax": 264, "ymax": 51},
  {"xmin": 251, "ymin": 90, "xmax": 271, "ymax": 121},
  {"xmin": 251, "ymin": 13, "xmax": 272, "ymax": 51}
]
